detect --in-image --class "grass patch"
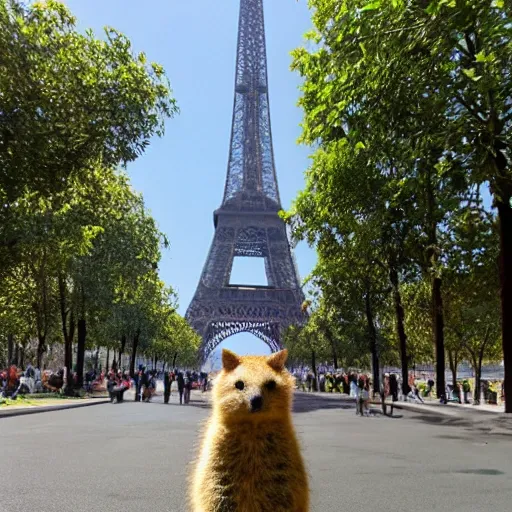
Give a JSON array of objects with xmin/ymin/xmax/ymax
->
[
  {"xmin": 1, "ymin": 392, "xmax": 109, "ymax": 408},
  {"xmin": 0, "ymin": 396, "xmax": 37, "ymax": 407}
]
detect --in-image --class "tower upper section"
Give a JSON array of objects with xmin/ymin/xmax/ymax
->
[{"xmin": 221, "ymin": 0, "xmax": 281, "ymax": 212}]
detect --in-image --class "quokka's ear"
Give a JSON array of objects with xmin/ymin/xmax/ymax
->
[
  {"xmin": 267, "ymin": 349, "xmax": 288, "ymax": 372},
  {"xmin": 222, "ymin": 349, "xmax": 241, "ymax": 372}
]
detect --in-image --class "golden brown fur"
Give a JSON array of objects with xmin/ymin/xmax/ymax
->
[{"xmin": 190, "ymin": 349, "xmax": 309, "ymax": 512}]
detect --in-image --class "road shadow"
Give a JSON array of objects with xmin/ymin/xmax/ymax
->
[
  {"xmin": 408, "ymin": 414, "xmax": 474, "ymax": 429},
  {"xmin": 407, "ymin": 413, "xmax": 512, "ymax": 439},
  {"xmin": 435, "ymin": 434, "xmax": 469, "ymax": 441},
  {"xmin": 187, "ymin": 401, "xmax": 211, "ymax": 410},
  {"xmin": 159, "ymin": 393, "xmax": 358, "ymax": 414},
  {"xmin": 454, "ymin": 469, "xmax": 505, "ymax": 476},
  {"xmin": 292, "ymin": 393, "xmax": 354, "ymax": 413}
]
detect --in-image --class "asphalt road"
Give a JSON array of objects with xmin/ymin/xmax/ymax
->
[{"xmin": 2, "ymin": 391, "xmax": 512, "ymax": 512}]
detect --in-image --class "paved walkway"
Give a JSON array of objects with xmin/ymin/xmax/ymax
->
[
  {"xmin": 395, "ymin": 398, "xmax": 505, "ymax": 415},
  {"xmin": 297, "ymin": 390, "xmax": 507, "ymax": 416},
  {"xmin": 2, "ymin": 391, "xmax": 512, "ymax": 512}
]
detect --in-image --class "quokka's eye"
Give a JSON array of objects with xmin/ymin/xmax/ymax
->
[
  {"xmin": 265, "ymin": 380, "xmax": 276, "ymax": 391},
  {"xmin": 235, "ymin": 380, "xmax": 245, "ymax": 391}
]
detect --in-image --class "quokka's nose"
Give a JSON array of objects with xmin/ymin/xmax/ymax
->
[{"xmin": 250, "ymin": 395, "xmax": 263, "ymax": 412}]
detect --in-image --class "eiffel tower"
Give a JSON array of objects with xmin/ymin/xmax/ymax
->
[{"xmin": 186, "ymin": 0, "xmax": 305, "ymax": 364}]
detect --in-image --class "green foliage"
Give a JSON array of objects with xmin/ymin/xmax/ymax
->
[
  {"xmin": 444, "ymin": 205, "xmax": 502, "ymax": 367},
  {"xmin": 284, "ymin": 0, "xmax": 508, "ymax": 377},
  {"xmin": 0, "ymin": 1, "xmax": 199, "ymax": 374},
  {"xmin": 0, "ymin": 0, "xmax": 176, "ymax": 203},
  {"xmin": 149, "ymin": 311, "xmax": 201, "ymax": 368}
]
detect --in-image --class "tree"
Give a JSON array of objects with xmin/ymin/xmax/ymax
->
[
  {"xmin": 444, "ymin": 194, "xmax": 501, "ymax": 403},
  {"xmin": 397, "ymin": 0, "xmax": 512, "ymax": 409},
  {"xmin": 323, "ymin": 0, "xmax": 510, "ymax": 408},
  {"xmin": 64, "ymin": 172, "xmax": 166, "ymax": 387},
  {"xmin": 0, "ymin": 0, "xmax": 175, "ymax": 202},
  {"xmin": 283, "ymin": 227, "xmax": 390, "ymax": 391},
  {"xmin": 288, "ymin": 0, "xmax": 512, "ymax": 402},
  {"xmin": 0, "ymin": 0, "xmax": 177, "ymax": 280},
  {"xmin": 151, "ymin": 312, "xmax": 201, "ymax": 369},
  {"xmin": 0, "ymin": 0, "xmax": 179, "ymax": 387}
]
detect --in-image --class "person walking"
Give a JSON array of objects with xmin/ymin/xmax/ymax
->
[
  {"xmin": 184, "ymin": 371, "xmax": 192, "ymax": 404},
  {"xmin": 356, "ymin": 377, "xmax": 365, "ymax": 416},
  {"xmin": 164, "ymin": 371, "xmax": 170, "ymax": 404},
  {"xmin": 426, "ymin": 378, "xmax": 435, "ymax": 397},
  {"xmin": 134, "ymin": 365, "xmax": 144, "ymax": 402},
  {"xmin": 362, "ymin": 381, "xmax": 371, "ymax": 416},
  {"xmin": 177, "ymin": 371, "xmax": 185, "ymax": 405},
  {"xmin": 389, "ymin": 374, "xmax": 399, "ymax": 402}
]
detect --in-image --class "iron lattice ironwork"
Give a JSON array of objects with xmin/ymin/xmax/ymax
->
[{"xmin": 186, "ymin": 0, "xmax": 305, "ymax": 363}]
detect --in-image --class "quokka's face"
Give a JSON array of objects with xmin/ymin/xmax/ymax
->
[{"xmin": 213, "ymin": 349, "xmax": 294, "ymax": 422}]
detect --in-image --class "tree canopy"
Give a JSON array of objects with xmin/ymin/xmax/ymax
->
[
  {"xmin": 283, "ymin": 0, "xmax": 509, "ymax": 409},
  {"xmin": 0, "ymin": 0, "xmax": 199, "ymax": 381}
]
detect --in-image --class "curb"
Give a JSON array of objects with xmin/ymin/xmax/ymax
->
[
  {"xmin": 368, "ymin": 399, "xmax": 506, "ymax": 418},
  {"xmin": 0, "ymin": 399, "xmax": 110, "ymax": 419},
  {"xmin": 295, "ymin": 391, "xmax": 506, "ymax": 418},
  {"xmin": 391, "ymin": 401, "xmax": 506, "ymax": 417}
]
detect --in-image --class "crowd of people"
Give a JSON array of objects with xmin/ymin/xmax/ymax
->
[
  {"xmin": 1, "ymin": 364, "xmax": 45, "ymax": 399},
  {"xmin": 292, "ymin": 367, "xmax": 505, "ymax": 408},
  {"xmin": 3, "ymin": 360, "xmax": 505, "ymax": 411},
  {"xmin": 0, "ymin": 360, "xmax": 214, "ymax": 403},
  {"xmin": 113, "ymin": 366, "xmax": 211, "ymax": 405}
]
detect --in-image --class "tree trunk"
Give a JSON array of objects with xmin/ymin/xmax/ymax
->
[
  {"xmin": 172, "ymin": 351, "xmax": 178, "ymax": 369},
  {"xmin": 498, "ymin": 199, "xmax": 512, "ymax": 413},
  {"xmin": 119, "ymin": 335, "xmax": 127, "ymax": 370},
  {"xmin": 154, "ymin": 354, "xmax": 157, "ymax": 370},
  {"xmin": 478, "ymin": 349, "xmax": 486, "ymax": 405},
  {"xmin": 7, "ymin": 334, "xmax": 14, "ymax": 365},
  {"xmin": 64, "ymin": 313, "xmax": 75, "ymax": 393},
  {"xmin": 311, "ymin": 350, "xmax": 318, "ymax": 392},
  {"xmin": 432, "ymin": 276, "xmax": 446, "ymax": 400},
  {"xmin": 473, "ymin": 358, "xmax": 482, "ymax": 406},
  {"xmin": 129, "ymin": 330, "xmax": 140, "ymax": 378},
  {"xmin": 390, "ymin": 267, "xmax": 409, "ymax": 396},
  {"xmin": 14, "ymin": 343, "xmax": 19, "ymax": 367},
  {"xmin": 106, "ymin": 347, "xmax": 110, "ymax": 373},
  {"xmin": 37, "ymin": 334, "xmax": 46, "ymax": 369},
  {"xmin": 424, "ymin": 161, "xmax": 446, "ymax": 402},
  {"xmin": 19, "ymin": 345, "xmax": 25, "ymax": 369},
  {"xmin": 94, "ymin": 346, "xmax": 100, "ymax": 372},
  {"xmin": 59, "ymin": 272, "xmax": 75, "ymax": 393},
  {"xmin": 75, "ymin": 318, "xmax": 86, "ymax": 388},
  {"xmin": 365, "ymin": 289, "xmax": 380, "ymax": 395},
  {"xmin": 323, "ymin": 326, "xmax": 338, "ymax": 370},
  {"xmin": 448, "ymin": 350, "xmax": 457, "ymax": 390}
]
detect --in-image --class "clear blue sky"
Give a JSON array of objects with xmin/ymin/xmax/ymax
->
[{"xmin": 63, "ymin": 0, "xmax": 318, "ymax": 358}]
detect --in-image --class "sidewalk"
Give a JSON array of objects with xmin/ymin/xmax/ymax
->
[
  {"xmin": 392, "ymin": 398, "xmax": 506, "ymax": 417},
  {"xmin": 296, "ymin": 390, "xmax": 507, "ymax": 417},
  {"xmin": 0, "ymin": 397, "xmax": 110, "ymax": 419}
]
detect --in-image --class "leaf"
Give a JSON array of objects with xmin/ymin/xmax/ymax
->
[
  {"xmin": 361, "ymin": 1, "xmax": 381, "ymax": 12},
  {"xmin": 462, "ymin": 68, "xmax": 482, "ymax": 81},
  {"xmin": 475, "ymin": 51, "xmax": 487, "ymax": 63}
]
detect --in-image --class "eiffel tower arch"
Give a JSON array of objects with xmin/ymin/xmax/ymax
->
[{"xmin": 186, "ymin": 0, "xmax": 305, "ymax": 364}]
